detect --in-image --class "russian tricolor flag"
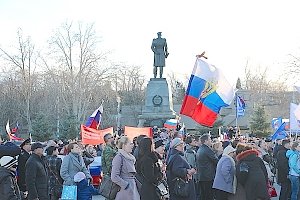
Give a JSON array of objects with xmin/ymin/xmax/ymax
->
[
  {"xmin": 85, "ymin": 105, "xmax": 103, "ymax": 129},
  {"xmin": 180, "ymin": 58, "xmax": 235, "ymax": 127},
  {"xmin": 164, "ymin": 119, "xmax": 178, "ymax": 129}
]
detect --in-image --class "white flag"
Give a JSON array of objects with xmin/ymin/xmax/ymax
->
[
  {"xmin": 295, "ymin": 85, "xmax": 300, "ymax": 93},
  {"xmin": 290, "ymin": 103, "xmax": 300, "ymax": 131},
  {"xmin": 294, "ymin": 104, "xmax": 300, "ymax": 120}
]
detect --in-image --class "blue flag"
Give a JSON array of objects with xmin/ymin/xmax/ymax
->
[
  {"xmin": 272, "ymin": 122, "xmax": 287, "ymax": 140},
  {"xmin": 271, "ymin": 117, "xmax": 282, "ymax": 130},
  {"xmin": 236, "ymin": 96, "xmax": 245, "ymax": 117}
]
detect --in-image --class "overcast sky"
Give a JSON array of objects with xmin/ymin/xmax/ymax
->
[{"xmin": 1, "ymin": 0, "xmax": 300, "ymax": 86}]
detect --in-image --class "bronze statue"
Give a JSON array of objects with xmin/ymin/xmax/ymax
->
[{"xmin": 151, "ymin": 32, "xmax": 169, "ymax": 78}]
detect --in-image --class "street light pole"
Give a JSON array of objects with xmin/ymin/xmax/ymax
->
[{"xmin": 116, "ymin": 96, "xmax": 121, "ymax": 132}]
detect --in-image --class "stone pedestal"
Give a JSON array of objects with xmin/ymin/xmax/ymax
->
[{"xmin": 138, "ymin": 78, "xmax": 176, "ymax": 127}]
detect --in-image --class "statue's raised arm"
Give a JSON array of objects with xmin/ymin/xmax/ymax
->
[{"xmin": 151, "ymin": 32, "xmax": 168, "ymax": 78}]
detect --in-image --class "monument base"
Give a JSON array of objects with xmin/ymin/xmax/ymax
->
[{"xmin": 138, "ymin": 78, "xmax": 176, "ymax": 128}]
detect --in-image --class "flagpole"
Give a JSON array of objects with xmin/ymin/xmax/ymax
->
[{"xmin": 235, "ymin": 94, "xmax": 238, "ymax": 138}]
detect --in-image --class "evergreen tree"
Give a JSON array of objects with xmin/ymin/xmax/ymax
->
[
  {"xmin": 32, "ymin": 114, "xmax": 53, "ymax": 141},
  {"xmin": 250, "ymin": 106, "xmax": 270, "ymax": 137},
  {"xmin": 60, "ymin": 115, "xmax": 80, "ymax": 140}
]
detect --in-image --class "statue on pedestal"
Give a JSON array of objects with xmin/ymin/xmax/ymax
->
[{"xmin": 151, "ymin": 32, "xmax": 169, "ymax": 78}]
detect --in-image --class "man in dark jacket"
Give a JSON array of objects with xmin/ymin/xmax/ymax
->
[
  {"xmin": 276, "ymin": 139, "xmax": 291, "ymax": 200},
  {"xmin": 17, "ymin": 138, "xmax": 31, "ymax": 198},
  {"xmin": 25, "ymin": 142, "xmax": 49, "ymax": 200},
  {"xmin": 0, "ymin": 156, "xmax": 21, "ymax": 200},
  {"xmin": 196, "ymin": 134, "xmax": 219, "ymax": 200}
]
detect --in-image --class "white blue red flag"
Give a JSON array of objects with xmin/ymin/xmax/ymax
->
[
  {"xmin": 180, "ymin": 58, "xmax": 235, "ymax": 127},
  {"xmin": 164, "ymin": 119, "xmax": 178, "ymax": 129},
  {"xmin": 6, "ymin": 120, "xmax": 23, "ymax": 141},
  {"xmin": 85, "ymin": 104, "xmax": 103, "ymax": 129},
  {"xmin": 236, "ymin": 96, "xmax": 246, "ymax": 117}
]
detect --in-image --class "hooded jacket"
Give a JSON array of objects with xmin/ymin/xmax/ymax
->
[
  {"xmin": 0, "ymin": 167, "xmax": 21, "ymax": 200},
  {"xmin": 286, "ymin": 149, "xmax": 300, "ymax": 176}
]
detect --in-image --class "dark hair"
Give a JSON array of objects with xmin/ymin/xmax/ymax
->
[
  {"xmin": 236, "ymin": 143, "xmax": 252, "ymax": 155},
  {"xmin": 185, "ymin": 136, "xmax": 194, "ymax": 144},
  {"xmin": 67, "ymin": 143, "xmax": 78, "ymax": 152},
  {"xmin": 136, "ymin": 135, "xmax": 147, "ymax": 145},
  {"xmin": 291, "ymin": 142, "xmax": 299, "ymax": 151},
  {"xmin": 282, "ymin": 139, "xmax": 290, "ymax": 147},
  {"xmin": 200, "ymin": 134, "xmax": 210, "ymax": 144},
  {"xmin": 104, "ymin": 133, "xmax": 112, "ymax": 143},
  {"xmin": 138, "ymin": 137, "xmax": 152, "ymax": 158},
  {"xmin": 46, "ymin": 146, "xmax": 58, "ymax": 155}
]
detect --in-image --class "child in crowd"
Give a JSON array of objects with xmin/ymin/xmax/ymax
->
[{"xmin": 74, "ymin": 172, "xmax": 99, "ymax": 200}]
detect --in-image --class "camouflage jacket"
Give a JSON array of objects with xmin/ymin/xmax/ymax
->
[{"xmin": 101, "ymin": 144, "xmax": 117, "ymax": 175}]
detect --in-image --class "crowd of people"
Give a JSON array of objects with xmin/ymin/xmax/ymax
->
[{"xmin": 1, "ymin": 128, "xmax": 300, "ymax": 200}]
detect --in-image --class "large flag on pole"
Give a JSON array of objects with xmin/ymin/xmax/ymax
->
[
  {"xmin": 236, "ymin": 95, "xmax": 246, "ymax": 117},
  {"xmin": 180, "ymin": 58, "xmax": 235, "ymax": 127},
  {"xmin": 6, "ymin": 120, "xmax": 23, "ymax": 141},
  {"xmin": 271, "ymin": 122, "xmax": 287, "ymax": 140},
  {"xmin": 290, "ymin": 103, "xmax": 300, "ymax": 131},
  {"xmin": 85, "ymin": 104, "xmax": 103, "ymax": 129}
]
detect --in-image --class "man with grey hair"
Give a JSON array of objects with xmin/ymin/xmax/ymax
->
[{"xmin": 196, "ymin": 134, "xmax": 219, "ymax": 200}]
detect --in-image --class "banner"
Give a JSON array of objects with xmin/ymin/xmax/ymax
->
[
  {"xmin": 81, "ymin": 125, "xmax": 113, "ymax": 145},
  {"xmin": 124, "ymin": 126, "xmax": 152, "ymax": 141},
  {"xmin": 236, "ymin": 96, "xmax": 245, "ymax": 117},
  {"xmin": 290, "ymin": 103, "xmax": 300, "ymax": 131}
]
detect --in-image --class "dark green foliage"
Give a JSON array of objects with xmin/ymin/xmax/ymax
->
[
  {"xmin": 59, "ymin": 115, "xmax": 80, "ymax": 140},
  {"xmin": 31, "ymin": 114, "xmax": 53, "ymax": 142},
  {"xmin": 250, "ymin": 106, "xmax": 270, "ymax": 137}
]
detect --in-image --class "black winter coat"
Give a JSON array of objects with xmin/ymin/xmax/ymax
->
[
  {"xmin": 276, "ymin": 146, "xmax": 289, "ymax": 183},
  {"xmin": 236, "ymin": 149, "xmax": 270, "ymax": 200},
  {"xmin": 137, "ymin": 152, "xmax": 163, "ymax": 200},
  {"xmin": 25, "ymin": 153, "xmax": 49, "ymax": 200},
  {"xmin": 166, "ymin": 149, "xmax": 196, "ymax": 200},
  {"xmin": 0, "ymin": 167, "xmax": 21, "ymax": 200},
  {"xmin": 17, "ymin": 149, "xmax": 30, "ymax": 191},
  {"xmin": 196, "ymin": 144, "xmax": 219, "ymax": 181}
]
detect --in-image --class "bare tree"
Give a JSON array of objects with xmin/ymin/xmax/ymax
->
[
  {"xmin": 0, "ymin": 29, "xmax": 36, "ymax": 132},
  {"xmin": 47, "ymin": 22, "xmax": 110, "ymax": 123}
]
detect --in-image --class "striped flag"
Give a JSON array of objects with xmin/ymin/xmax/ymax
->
[{"xmin": 85, "ymin": 104, "xmax": 103, "ymax": 130}]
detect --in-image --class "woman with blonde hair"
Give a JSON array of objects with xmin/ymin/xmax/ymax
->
[{"xmin": 111, "ymin": 136, "xmax": 140, "ymax": 200}]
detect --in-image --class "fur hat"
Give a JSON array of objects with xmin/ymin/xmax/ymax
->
[{"xmin": 0, "ymin": 156, "xmax": 18, "ymax": 169}]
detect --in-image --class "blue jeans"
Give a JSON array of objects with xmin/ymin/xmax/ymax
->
[{"xmin": 289, "ymin": 175, "xmax": 299, "ymax": 200}]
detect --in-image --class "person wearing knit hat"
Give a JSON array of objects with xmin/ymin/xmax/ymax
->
[
  {"xmin": 170, "ymin": 138, "xmax": 184, "ymax": 149},
  {"xmin": 0, "ymin": 156, "xmax": 18, "ymax": 169},
  {"xmin": 154, "ymin": 138, "xmax": 164, "ymax": 157},
  {"xmin": 213, "ymin": 145, "xmax": 237, "ymax": 200},
  {"xmin": 0, "ymin": 156, "xmax": 22, "ymax": 199},
  {"xmin": 74, "ymin": 171, "xmax": 99, "ymax": 199},
  {"xmin": 167, "ymin": 137, "xmax": 197, "ymax": 200}
]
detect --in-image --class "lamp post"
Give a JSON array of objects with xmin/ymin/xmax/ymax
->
[{"xmin": 116, "ymin": 96, "xmax": 121, "ymax": 132}]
